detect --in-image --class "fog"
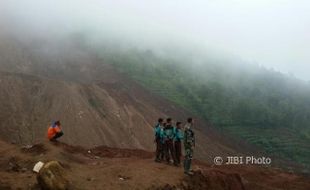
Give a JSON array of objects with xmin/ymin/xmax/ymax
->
[{"xmin": 1, "ymin": 0, "xmax": 309, "ymax": 80}]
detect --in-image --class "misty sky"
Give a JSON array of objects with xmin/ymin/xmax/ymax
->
[{"xmin": 1, "ymin": 0, "xmax": 310, "ymax": 80}]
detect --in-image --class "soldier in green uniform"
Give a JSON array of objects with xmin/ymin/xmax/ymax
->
[{"xmin": 183, "ymin": 118, "xmax": 195, "ymax": 175}]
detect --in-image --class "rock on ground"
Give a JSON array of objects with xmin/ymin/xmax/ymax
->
[{"xmin": 37, "ymin": 161, "xmax": 69, "ymax": 190}]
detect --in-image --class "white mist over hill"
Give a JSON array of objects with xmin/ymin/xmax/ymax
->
[{"xmin": 0, "ymin": 0, "xmax": 309, "ymax": 80}]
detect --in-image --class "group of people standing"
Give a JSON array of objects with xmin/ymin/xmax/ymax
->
[{"xmin": 154, "ymin": 117, "xmax": 195, "ymax": 175}]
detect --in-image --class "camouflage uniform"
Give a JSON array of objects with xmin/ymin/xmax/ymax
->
[{"xmin": 183, "ymin": 123, "xmax": 195, "ymax": 173}]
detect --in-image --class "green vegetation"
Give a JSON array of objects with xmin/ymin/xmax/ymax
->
[{"xmin": 97, "ymin": 48, "xmax": 310, "ymax": 168}]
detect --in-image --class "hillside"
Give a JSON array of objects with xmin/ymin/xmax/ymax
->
[
  {"xmin": 0, "ymin": 1, "xmax": 309, "ymax": 188},
  {"xmin": 0, "ymin": 140, "xmax": 309, "ymax": 190},
  {"xmin": 1, "ymin": 33, "xmax": 309, "ymax": 172},
  {"xmin": 0, "ymin": 36, "xmax": 246, "ymax": 162},
  {"xmin": 93, "ymin": 47, "xmax": 310, "ymax": 170}
]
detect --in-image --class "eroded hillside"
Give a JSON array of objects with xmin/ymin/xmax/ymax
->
[{"xmin": 0, "ymin": 37, "xmax": 242, "ymax": 162}]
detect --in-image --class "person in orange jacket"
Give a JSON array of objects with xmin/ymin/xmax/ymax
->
[{"xmin": 47, "ymin": 121, "xmax": 64, "ymax": 141}]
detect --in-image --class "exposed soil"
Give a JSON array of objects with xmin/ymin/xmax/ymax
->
[
  {"xmin": 0, "ymin": 60, "xmax": 243, "ymax": 163},
  {"xmin": 21, "ymin": 144, "xmax": 48, "ymax": 156},
  {"xmin": 0, "ymin": 34, "xmax": 262, "ymax": 164},
  {"xmin": 0, "ymin": 34, "xmax": 308, "ymax": 189},
  {"xmin": 0, "ymin": 140, "xmax": 309, "ymax": 190}
]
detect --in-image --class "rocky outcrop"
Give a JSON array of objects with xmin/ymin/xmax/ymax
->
[{"xmin": 37, "ymin": 161, "xmax": 69, "ymax": 190}]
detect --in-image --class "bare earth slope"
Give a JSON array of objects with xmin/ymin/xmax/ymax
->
[
  {"xmin": 0, "ymin": 36, "xmax": 246, "ymax": 162},
  {"xmin": 0, "ymin": 68, "xmax": 237, "ymax": 161},
  {"xmin": 0, "ymin": 140, "xmax": 309, "ymax": 190}
]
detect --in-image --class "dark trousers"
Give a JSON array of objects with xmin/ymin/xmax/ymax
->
[
  {"xmin": 50, "ymin": 131, "xmax": 64, "ymax": 141},
  {"xmin": 174, "ymin": 141, "xmax": 182, "ymax": 164},
  {"xmin": 165, "ymin": 139, "xmax": 176, "ymax": 163},
  {"xmin": 155, "ymin": 139, "xmax": 164, "ymax": 161}
]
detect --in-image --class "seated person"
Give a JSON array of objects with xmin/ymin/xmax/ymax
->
[{"xmin": 47, "ymin": 121, "xmax": 64, "ymax": 141}]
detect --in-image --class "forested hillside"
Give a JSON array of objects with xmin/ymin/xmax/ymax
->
[{"xmin": 95, "ymin": 47, "xmax": 310, "ymax": 169}]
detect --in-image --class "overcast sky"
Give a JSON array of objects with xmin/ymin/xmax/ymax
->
[{"xmin": 1, "ymin": 0, "xmax": 310, "ymax": 80}]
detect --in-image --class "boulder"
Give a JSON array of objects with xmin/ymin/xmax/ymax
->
[{"xmin": 37, "ymin": 161, "xmax": 69, "ymax": 190}]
